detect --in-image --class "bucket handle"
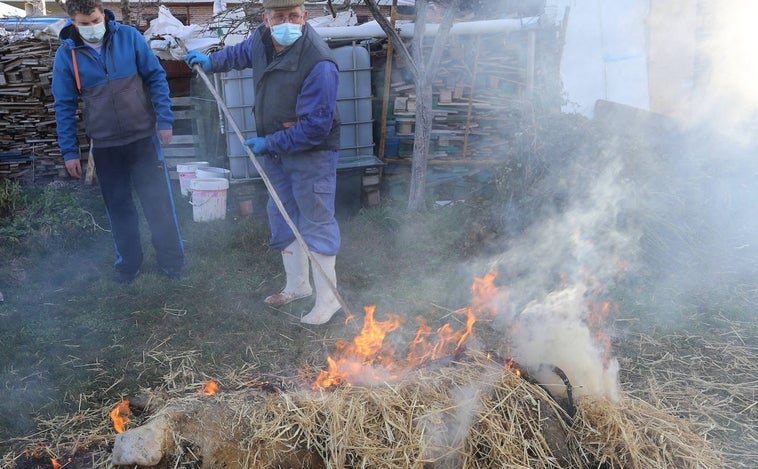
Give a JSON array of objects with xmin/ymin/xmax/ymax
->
[{"xmin": 189, "ymin": 192, "xmax": 214, "ymax": 207}]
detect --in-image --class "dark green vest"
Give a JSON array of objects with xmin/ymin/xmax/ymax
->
[{"xmin": 250, "ymin": 23, "xmax": 340, "ymax": 152}]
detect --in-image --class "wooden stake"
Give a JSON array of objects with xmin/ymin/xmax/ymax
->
[
  {"xmin": 377, "ymin": 0, "xmax": 398, "ymax": 160},
  {"xmin": 84, "ymin": 140, "xmax": 96, "ymax": 185}
]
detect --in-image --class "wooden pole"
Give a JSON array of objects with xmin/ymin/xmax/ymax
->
[
  {"xmin": 84, "ymin": 140, "xmax": 96, "ymax": 185},
  {"xmin": 525, "ymin": 29, "xmax": 536, "ymax": 98},
  {"xmin": 377, "ymin": 0, "xmax": 398, "ymax": 160},
  {"xmin": 462, "ymin": 35, "xmax": 482, "ymax": 160}
]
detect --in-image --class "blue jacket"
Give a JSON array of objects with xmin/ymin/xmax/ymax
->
[{"xmin": 52, "ymin": 9, "xmax": 174, "ymax": 161}]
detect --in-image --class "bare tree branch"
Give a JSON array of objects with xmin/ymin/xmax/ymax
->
[
  {"xmin": 424, "ymin": 0, "xmax": 458, "ymax": 76},
  {"xmin": 407, "ymin": 0, "xmax": 430, "ymax": 211},
  {"xmin": 361, "ymin": 0, "xmax": 418, "ymax": 80},
  {"xmin": 121, "ymin": 0, "xmax": 131, "ymax": 26}
]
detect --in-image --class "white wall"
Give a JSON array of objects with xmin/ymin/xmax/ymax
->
[
  {"xmin": 0, "ymin": 1, "xmax": 26, "ymax": 17},
  {"xmin": 548, "ymin": 0, "xmax": 650, "ymax": 117}
]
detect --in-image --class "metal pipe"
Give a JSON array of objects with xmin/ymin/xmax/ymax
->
[{"xmin": 313, "ymin": 17, "xmax": 539, "ymax": 40}]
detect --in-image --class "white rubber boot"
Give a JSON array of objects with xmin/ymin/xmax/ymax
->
[
  {"xmin": 301, "ymin": 253, "xmax": 341, "ymax": 325},
  {"xmin": 264, "ymin": 241, "xmax": 312, "ymax": 306}
]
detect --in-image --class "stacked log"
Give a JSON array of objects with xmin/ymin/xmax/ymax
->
[
  {"xmin": 377, "ymin": 28, "xmax": 562, "ymax": 163},
  {"xmin": 375, "ymin": 33, "xmax": 528, "ymax": 162},
  {"xmin": 0, "ymin": 37, "xmax": 86, "ymax": 180}
]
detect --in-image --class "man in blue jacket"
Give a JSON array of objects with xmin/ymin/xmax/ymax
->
[
  {"xmin": 52, "ymin": 0, "xmax": 185, "ymax": 283},
  {"xmin": 185, "ymin": 0, "xmax": 342, "ymax": 325}
]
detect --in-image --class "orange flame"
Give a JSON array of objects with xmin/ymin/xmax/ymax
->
[
  {"xmin": 199, "ymin": 379, "xmax": 219, "ymax": 395},
  {"xmin": 313, "ymin": 272, "xmax": 508, "ymax": 389},
  {"xmin": 468, "ymin": 271, "xmax": 506, "ymax": 320},
  {"xmin": 588, "ymin": 298, "xmax": 617, "ymax": 367},
  {"xmin": 313, "ymin": 305, "xmax": 402, "ymax": 389},
  {"xmin": 406, "ymin": 272, "xmax": 504, "ymax": 366},
  {"xmin": 51, "ymin": 459, "xmax": 62, "ymax": 469},
  {"xmin": 109, "ymin": 399, "xmax": 130, "ymax": 433},
  {"xmin": 504, "ymin": 357, "xmax": 522, "ymax": 378}
]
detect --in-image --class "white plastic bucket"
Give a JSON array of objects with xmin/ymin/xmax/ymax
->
[
  {"xmin": 177, "ymin": 161, "xmax": 210, "ymax": 196},
  {"xmin": 189, "ymin": 177, "xmax": 229, "ymax": 222},
  {"xmin": 196, "ymin": 166, "xmax": 231, "ymax": 181}
]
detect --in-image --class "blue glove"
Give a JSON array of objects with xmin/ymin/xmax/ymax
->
[
  {"xmin": 244, "ymin": 137, "xmax": 268, "ymax": 154},
  {"xmin": 184, "ymin": 50, "xmax": 212, "ymax": 73}
]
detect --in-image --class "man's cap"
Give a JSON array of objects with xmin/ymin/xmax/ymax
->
[{"xmin": 262, "ymin": 0, "xmax": 304, "ymax": 8}]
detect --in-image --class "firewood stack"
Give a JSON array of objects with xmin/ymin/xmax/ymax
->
[
  {"xmin": 377, "ymin": 28, "xmax": 562, "ymax": 163},
  {"xmin": 376, "ymin": 34, "xmax": 527, "ymax": 162},
  {"xmin": 0, "ymin": 37, "xmax": 86, "ymax": 180}
]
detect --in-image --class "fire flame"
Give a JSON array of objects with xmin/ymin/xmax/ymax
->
[
  {"xmin": 588, "ymin": 298, "xmax": 616, "ymax": 366},
  {"xmin": 109, "ymin": 399, "xmax": 130, "ymax": 433},
  {"xmin": 313, "ymin": 272, "xmax": 507, "ymax": 389},
  {"xmin": 199, "ymin": 379, "xmax": 219, "ymax": 395},
  {"xmin": 313, "ymin": 305, "xmax": 402, "ymax": 389},
  {"xmin": 504, "ymin": 357, "xmax": 522, "ymax": 378},
  {"xmin": 51, "ymin": 459, "xmax": 61, "ymax": 469}
]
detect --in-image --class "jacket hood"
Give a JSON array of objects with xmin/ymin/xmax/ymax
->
[{"xmin": 59, "ymin": 8, "xmax": 119, "ymax": 47}]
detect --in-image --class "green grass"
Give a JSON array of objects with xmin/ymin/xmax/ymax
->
[{"xmin": 0, "ymin": 184, "xmax": 492, "ymax": 445}]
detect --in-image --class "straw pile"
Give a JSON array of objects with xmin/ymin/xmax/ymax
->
[
  {"xmin": 109, "ymin": 351, "xmax": 722, "ymax": 469},
  {"xmin": 569, "ymin": 396, "xmax": 724, "ymax": 469}
]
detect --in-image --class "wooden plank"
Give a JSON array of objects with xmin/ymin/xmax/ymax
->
[
  {"xmin": 170, "ymin": 97, "xmax": 194, "ymax": 106},
  {"xmin": 163, "ymin": 147, "xmax": 197, "ymax": 158},
  {"xmin": 168, "ymin": 135, "xmax": 196, "ymax": 145},
  {"xmin": 85, "ymin": 140, "xmax": 96, "ymax": 185},
  {"xmin": 172, "ymin": 110, "xmax": 196, "ymax": 119}
]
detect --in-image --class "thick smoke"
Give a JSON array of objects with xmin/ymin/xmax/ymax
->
[
  {"xmin": 483, "ymin": 151, "xmax": 634, "ymax": 401},
  {"xmin": 685, "ymin": 1, "xmax": 758, "ymax": 141},
  {"xmin": 641, "ymin": 0, "xmax": 758, "ymax": 298},
  {"xmin": 510, "ymin": 285, "xmax": 621, "ymax": 401},
  {"xmin": 476, "ymin": 0, "xmax": 758, "ymax": 402}
]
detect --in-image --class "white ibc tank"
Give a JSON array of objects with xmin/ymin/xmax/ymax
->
[
  {"xmin": 221, "ymin": 44, "xmax": 375, "ymax": 179},
  {"xmin": 333, "ymin": 44, "xmax": 374, "ymax": 159}
]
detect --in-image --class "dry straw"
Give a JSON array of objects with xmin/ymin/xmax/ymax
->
[
  {"xmin": 569, "ymin": 396, "xmax": 724, "ymax": 469},
  {"xmin": 135, "ymin": 351, "xmax": 722, "ymax": 469},
  {"xmin": 3, "ymin": 325, "xmax": 749, "ymax": 468}
]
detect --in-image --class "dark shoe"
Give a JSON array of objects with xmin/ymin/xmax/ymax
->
[{"xmin": 114, "ymin": 270, "xmax": 140, "ymax": 284}]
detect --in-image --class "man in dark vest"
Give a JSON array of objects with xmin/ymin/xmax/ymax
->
[{"xmin": 185, "ymin": 0, "xmax": 342, "ymax": 325}]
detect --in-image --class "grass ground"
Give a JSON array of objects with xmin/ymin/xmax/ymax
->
[
  {"xmin": 0, "ymin": 181, "xmax": 489, "ymax": 445},
  {"xmin": 0, "ymin": 117, "xmax": 756, "ymax": 467}
]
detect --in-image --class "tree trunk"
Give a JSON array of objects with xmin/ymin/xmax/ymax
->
[
  {"xmin": 121, "ymin": 0, "xmax": 131, "ymax": 26},
  {"xmin": 363, "ymin": 0, "xmax": 460, "ymax": 212},
  {"xmin": 407, "ymin": 0, "xmax": 459, "ymax": 211},
  {"xmin": 407, "ymin": 0, "xmax": 429, "ymax": 211}
]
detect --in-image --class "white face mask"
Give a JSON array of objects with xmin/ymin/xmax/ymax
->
[
  {"xmin": 78, "ymin": 22, "xmax": 106, "ymax": 43},
  {"xmin": 271, "ymin": 23, "xmax": 303, "ymax": 47}
]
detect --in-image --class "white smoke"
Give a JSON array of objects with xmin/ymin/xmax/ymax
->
[
  {"xmin": 683, "ymin": 1, "xmax": 758, "ymax": 142},
  {"xmin": 511, "ymin": 284, "xmax": 621, "ymax": 401},
  {"xmin": 487, "ymin": 151, "xmax": 636, "ymax": 402},
  {"xmin": 420, "ymin": 374, "xmax": 496, "ymax": 464}
]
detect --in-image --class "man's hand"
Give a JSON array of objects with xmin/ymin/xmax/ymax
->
[
  {"xmin": 65, "ymin": 159, "xmax": 82, "ymax": 179},
  {"xmin": 244, "ymin": 137, "xmax": 268, "ymax": 154},
  {"xmin": 184, "ymin": 50, "xmax": 212, "ymax": 73},
  {"xmin": 158, "ymin": 129, "xmax": 173, "ymax": 145}
]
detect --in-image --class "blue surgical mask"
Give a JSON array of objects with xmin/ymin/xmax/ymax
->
[
  {"xmin": 78, "ymin": 22, "xmax": 106, "ymax": 43},
  {"xmin": 271, "ymin": 23, "xmax": 302, "ymax": 47}
]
